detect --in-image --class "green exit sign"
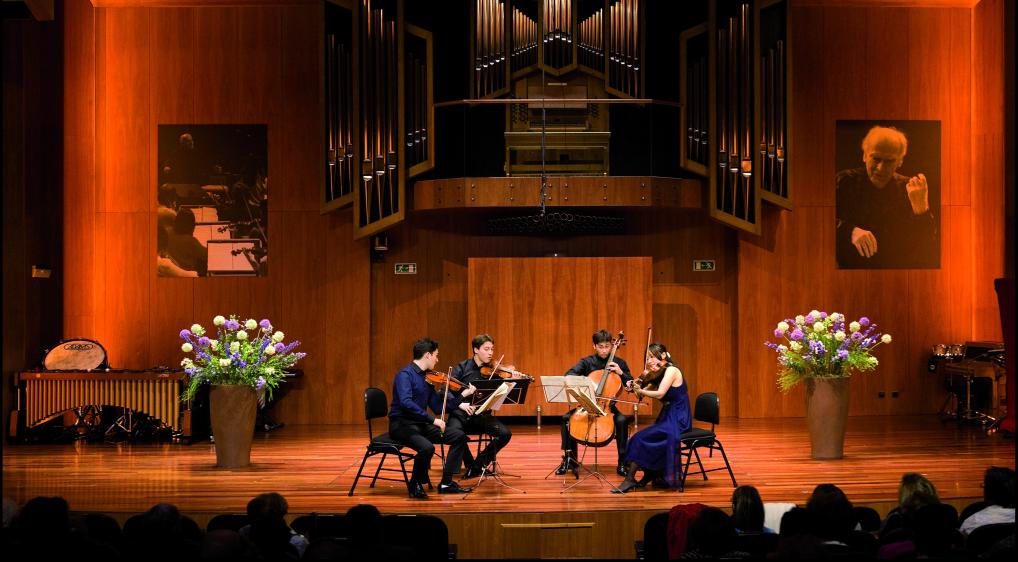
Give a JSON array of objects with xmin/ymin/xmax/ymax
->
[
  {"xmin": 394, "ymin": 263, "xmax": 417, "ymax": 275},
  {"xmin": 693, "ymin": 260, "xmax": 716, "ymax": 272}
]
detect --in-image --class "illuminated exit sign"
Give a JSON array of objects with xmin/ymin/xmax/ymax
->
[
  {"xmin": 693, "ymin": 260, "xmax": 716, "ymax": 272},
  {"xmin": 395, "ymin": 263, "xmax": 417, "ymax": 275}
]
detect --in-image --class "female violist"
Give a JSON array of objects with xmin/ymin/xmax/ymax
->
[
  {"xmin": 612, "ymin": 342, "xmax": 692, "ymax": 493},
  {"xmin": 556, "ymin": 329, "xmax": 635, "ymax": 477},
  {"xmin": 447, "ymin": 334, "xmax": 514, "ymax": 479}
]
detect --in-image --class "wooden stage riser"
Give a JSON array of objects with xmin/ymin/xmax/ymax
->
[{"xmin": 4, "ymin": 416, "xmax": 1013, "ymax": 559}]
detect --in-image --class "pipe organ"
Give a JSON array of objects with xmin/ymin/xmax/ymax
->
[
  {"xmin": 577, "ymin": 7, "xmax": 604, "ymax": 73},
  {"xmin": 511, "ymin": 6, "xmax": 539, "ymax": 74},
  {"xmin": 325, "ymin": 9, "xmax": 355, "ymax": 206},
  {"xmin": 606, "ymin": 0, "xmax": 640, "ymax": 97},
  {"xmin": 541, "ymin": 0, "xmax": 573, "ymax": 70},
  {"xmin": 473, "ymin": 0, "xmax": 508, "ymax": 98}
]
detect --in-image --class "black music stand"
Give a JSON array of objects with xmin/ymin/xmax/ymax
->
[
  {"xmin": 540, "ymin": 376, "xmax": 620, "ymax": 492},
  {"xmin": 468, "ymin": 381, "xmax": 527, "ymax": 493}
]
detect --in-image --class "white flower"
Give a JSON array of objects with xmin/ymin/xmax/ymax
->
[
  {"xmin": 272, "ymin": 331, "xmax": 285, "ymax": 343},
  {"xmin": 181, "ymin": 342, "xmax": 193, "ymax": 353},
  {"xmin": 209, "ymin": 339, "xmax": 219, "ymax": 350},
  {"xmin": 219, "ymin": 358, "xmax": 232, "ymax": 367},
  {"xmin": 881, "ymin": 334, "xmax": 892, "ymax": 344},
  {"xmin": 777, "ymin": 345, "xmax": 787, "ymax": 352},
  {"xmin": 180, "ymin": 358, "xmax": 193, "ymax": 367},
  {"xmin": 213, "ymin": 315, "xmax": 226, "ymax": 326},
  {"xmin": 849, "ymin": 321, "xmax": 861, "ymax": 333},
  {"xmin": 190, "ymin": 324, "xmax": 204, "ymax": 335},
  {"xmin": 245, "ymin": 319, "xmax": 257, "ymax": 330},
  {"xmin": 809, "ymin": 309, "xmax": 821, "ymax": 319},
  {"xmin": 813, "ymin": 322, "xmax": 825, "ymax": 333},
  {"xmin": 869, "ymin": 357, "xmax": 879, "ymax": 366},
  {"xmin": 790, "ymin": 341, "xmax": 802, "ymax": 352},
  {"xmin": 264, "ymin": 367, "xmax": 275, "ymax": 375},
  {"xmin": 265, "ymin": 345, "xmax": 277, "ymax": 356},
  {"xmin": 230, "ymin": 341, "xmax": 241, "ymax": 353},
  {"xmin": 795, "ymin": 315, "xmax": 805, "ymax": 325},
  {"xmin": 236, "ymin": 331, "xmax": 248, "ymax": 341},
  {"xmin": 830, "ymin": 313, "xmax": 842, "ymax": 323},
  {"xmin": 835, "ymin": 331, "xmax": 846, "ymax": 342},
  {"xmin": 777, "ymin": 321, "xmax": 789, "ymax": 332}
]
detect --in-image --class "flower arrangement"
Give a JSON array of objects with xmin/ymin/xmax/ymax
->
[
  {"xmin": 179, "ymin": 315, "xmax": 306, "ymax": 401},
  {"xmin": 765, "ymin": 309, "xmax": 891, "ymax": 391}
]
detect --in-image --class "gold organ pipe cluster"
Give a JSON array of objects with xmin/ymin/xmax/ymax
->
[
  {"xmin": 715, "ymin": 3, "xmax": 753, "ymax": 221},
  {"xmin": 360, "ymin": 0, "xmax": 399, "ymax": 226},
  {"xmin": 474, "ymin": 0, "xmax": 507, "ymax": 97},
  {"xmin": 326, "ymin": 33, "xmax": 354, "ymax": 203},
  {"xmin": 760, "ymin": 39, "xmax": 786, "ymax": 198},
  {"xmin": 406, "ymin": 49, "xmax": 428, "ymax": 168},
  {"xmin": 608, "ymin": 0, "xmax": 639, "ymax": 97},
  {"xmin": 578, "ymin": 8, "xmax": 603, "ymax": 72},
  {"xmin": 511, "ymin": 6, "xmax": 538, "ymax": 73},
  {"xmin": 542, "ymin": 0, "xmax": 573, "ymax": 69},
  {"xmin": 686, "ymin": 53, "xmax": 707, "ymax": 166},
  {"xmin": 22, "ymin": 375, "xmax": 183, "ymax": 432}
]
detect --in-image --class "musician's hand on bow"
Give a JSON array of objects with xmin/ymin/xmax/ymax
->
[
  {"xmin": 458, "ymin": 402, "xmax": 476, "ymax": 415},
  {"xmin": 461, "ymin": 383, "xmax": 476, "ymax": 398},
  {"xmin": 625, "ymin": 379, "xmax": 636, "ymax": 392},
  {"xmin": 607, "ymin": 361, "xmax": 623, "ymax": 376},
  {"xmin": 432, "ymin": 417, "xmax": 446, "ymax": 431}
]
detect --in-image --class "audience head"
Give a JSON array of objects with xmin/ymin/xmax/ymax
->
[
  {"xmin": 200, "ymin": 529, "xmax": 256, "ymax": 561},
  {"xmin": 983, "ymin": 466, "xmax": 1016, "ymax": 508},
  {"xmin": 246, "ymin": 492, "xmax": 288, "ymax": 521},
  {"xmin": 898, "ymin": 472, "xmax": 940, "ymax": 513},
  {"xmin": 912, "ymin": 503, "xmax": 961, "ymax": 555},
  {"xmin": 806, "ymin": 484, "xmax": 855, "ymax": 539},
  {"xmin": 15, "ymin": 496, "xmax": 71, "ymax": 538},
  {"xmin": 345, "ymin": 504, "xmax": 383, "ymax": 544},
  {"xmin": 779, "ymin": 506, "xmax": 811, "ymax": 537},
  {"xmin": 173, "ymin": 207, "xmax": 197, "ymax": 235},
  {"xmin": 731, "ymin": 485, "xmax": 766, "ymax": 533},
  {"xmin": 686, "ymin": 507, "xmax": 738, "ymax": 556}
]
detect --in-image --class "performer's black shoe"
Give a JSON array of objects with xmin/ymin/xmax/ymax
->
[
  {"xmin": 611, "ymin": 478, "xmax": 639, "ymax": 494},
  {"xmin": 616, "ymin": 462, "xmax": 628, "ymax": 477},
  {"xmin": 555, "ymin": 456, "xmax": 578, "ymax": 475},
  {"xmin": 408, "ymin": 481, "xmax": 429, "ymax": 499},
  {"xmin": 636, "ymin": 472, "xmax": 655, "ymax": 489},
  {"xmin": 438, "ymin": 481, "xmax": 473, "ymax": 494}
]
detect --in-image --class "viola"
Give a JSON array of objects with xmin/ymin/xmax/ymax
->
[
  {"xmin": 424, "ymin": 370, "xmax": 466, "ymax": 392},
  {"xmin": 480, "ymin": 364, "xmax": 533, "ymax": 381}
]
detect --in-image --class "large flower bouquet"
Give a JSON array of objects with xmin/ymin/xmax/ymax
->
[
  {"xmin": 179, "ymin": 315, "xmax": 306, "ymax": 401},
  {"xmin": 765, "ymin": 309, "xmax": 891, "ymax": 391}
]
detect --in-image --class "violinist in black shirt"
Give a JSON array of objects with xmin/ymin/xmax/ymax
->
[
  {"xmin": 447, "ymin": 334, "xmax": 515, "ymax": 479},
  {"xmin": 555, "ymin": 329, "xmax": 635, "ymax": 477}
]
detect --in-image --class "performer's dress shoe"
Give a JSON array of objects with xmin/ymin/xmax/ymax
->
[
  {"xmin": 438, "ymin": 481, "xmax": 473, "ymax": 494},
  {"xmin": 555, "ymin": 457, "xmax": 578, "ymax": 475},
  {"xmin": 611, "ymin": 479, "xmax": 639, "ymax": 494},
  {"xmin": 616, "ymin": 463, "xmax": 628, "ymax": 477},
  {"xmin": 636, "ymin": 472, "xmax": 654, "ymax": 488},
  {"xmin": 408, "ymin": 481, "xmax": 428, "ymax": 499}
]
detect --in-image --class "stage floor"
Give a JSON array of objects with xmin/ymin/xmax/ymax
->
[{"xmin": 3, "ymin": 415, "xmax": 1013, "ymax": 558}]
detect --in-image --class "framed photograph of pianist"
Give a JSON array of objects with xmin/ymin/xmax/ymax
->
[
  {"xmin": 835, "ymin": 120, "xmax": 940, "ymax": 269},
  {"xmin": 156, "ymin": 124, "xmax": 268, "ymax": 277}
]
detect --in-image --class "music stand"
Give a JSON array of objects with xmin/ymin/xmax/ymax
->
[
  {"xmin": 468, "ymin": 382, "xmax": 526, "ymax": 493},
  {"xmin": 540, "ymin": 376, "xmax": 620, "ymax": 492}
]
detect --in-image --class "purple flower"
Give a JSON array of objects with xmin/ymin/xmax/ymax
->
[
  {"xmin": 179, "ymin": 329, "xmax": 192, "ymax": 339},
  {"xmin": 837, "ymin": 349, "xmax": 849, "ymax": 360},
  {"xmin": 851, "ymin": 332, "xmax": 863, "ymax": 342},
  {"xmin": 256, "ymin": 376, "xmax": 266, "ymax": 390},
  {"xmin": 225, "ymin": 320, "xmax": 240, "ymax": 331},
  {"xmin": 859, "ymin": 317, "xmax": 870, "ymax": 327},
  {"xmin": 281, "ymin": 341, "xmax": 301, "ymax": 354},
  {"xmin": 197, "ymin": 351, "xmax": 211, "ymax": 361},
  {"xmin": 260, "ymin": 339, "xmax": 272, "ymax": 351},
  {"xmin": 773, "ymin": 329, "xmax": 784, "ymax": 338},
  {"xmin": 197, "ymin": 336, "xmax": 211, "ymax": 348},
  {"xmin": 259, "ymin": 319, "xmax": 271, "ymax": 328},
  {"xmin": 184, "ymin": 368, "xmax": 195, "ymax": 375},
  {"xmin": 820, "ymin": 312, "xmax": 828, "ymax": 319},
  {"xmin": 274, "ymin": 343, "xmax": 286, "ymax": 353},
  {"xmin": 805, "ymin": 314, "xmax": 815, "ymax": 324},
  {"xmin": 790, "ymin": 329, "xmax": 804, "ymax": 341},
  {"xmin": 809, "ymin": 340, "xmax": 827, "ymax": 355}
]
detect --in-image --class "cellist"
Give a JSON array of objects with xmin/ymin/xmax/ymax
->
[
  {"xmin": 447, "ymin": 334, "xmax": 514, "ymax": 479},
  {"xmin": 555, "ymin": 329, "xmax": 635, "ymax": 477}
]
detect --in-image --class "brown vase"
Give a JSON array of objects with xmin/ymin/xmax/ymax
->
[
  {"xmin": 209, "ymin": 384, "xmax": 258, "ymax": 468},
  {"xmin": 805, "ymin": 377, "xmax": 850, "ymax": 459}
]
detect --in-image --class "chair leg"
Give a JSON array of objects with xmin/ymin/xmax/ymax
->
[
  {"xmin": 715, "ymin": 441, "xmax": 737, "ymax": 487},
  {"xmin": 370, "ymin": 452, "xmax": 388, "ymax": 488},
  {"xmin": 348, "ymin": 450, "xmax": 372, "ymax": 496},
  {"xmin": 692, "ymin": 447, "xmax": 708, "ymax": 480}
]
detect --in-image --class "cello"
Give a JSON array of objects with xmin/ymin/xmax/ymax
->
[{"xmin": 568, "ymin": 331, "xmax": 626, "ymax": 447}]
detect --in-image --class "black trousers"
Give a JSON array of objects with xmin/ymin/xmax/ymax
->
[
  {"xmin": 447, "ymin": 412, "xmax": 512, "ymax": 470},
  {"xmin": 561, "ymin": 405, "xmax": 630, "ymax": 464},
  {"xmin": 388, "ymin": 416, "xmax": 468, "ymax": 484}
]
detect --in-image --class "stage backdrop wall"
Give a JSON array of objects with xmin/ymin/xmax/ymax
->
[
  {"xmin": 59, "ymin": 0, "xmax": 1005, "ymax": 423},
  {"xmin": 736, "ymin": 1, "xmax": 1007, "ymax": 417}
]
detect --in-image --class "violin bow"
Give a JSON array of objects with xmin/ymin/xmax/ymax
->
[
  {"xmin": 488, "ymin": 354, "xmax": 506, "ymax": 379},
  {"xmin": 636, "ymin": 326, "xmax": 653, "ymax": 403},
  {"xmin": 439, "ymin": 366, "xmax": 452, "ymax": 434}
]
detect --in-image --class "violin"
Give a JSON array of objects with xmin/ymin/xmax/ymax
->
[
  {"xmin": 480, "ymin": 364, "xmax": 533, "ymax": 381},
  {"xmin": 424, "ymin": 370, "xmax": 466, "ymax": 392}
]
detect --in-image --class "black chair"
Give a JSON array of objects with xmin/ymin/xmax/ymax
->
[
  {"xmin": 382, "ymin": 514, "xmax": 457, "ymax": 560},
  {"xmin": 205, "ymin": 513, "xmax": 250, "ymax": 533},
  {"xmin": 966, "ymin": 522, "xmax": 1015, "ymax": 557},
  {"xmin": 290, "ymin": 513, "xmax": 348, "ymax": 541},
  {"xmin": 634, "ymin": 511, "xmax": 669, "ymax": 560},
  {"xmin": 348, "ymin": 387, "xmax": 426, "ymax": 497},
  {"xmin": 853, "ymin": 506, "xmax": 881, "ymax": 533},
  {"xmin": 674, "ymin": 392, "xmax": 737, "ymax": 491},
  {"xmin": 734, "ymin": 532, "xmax": 780, "ymax": 559}
]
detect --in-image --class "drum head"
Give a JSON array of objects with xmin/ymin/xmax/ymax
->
[{"xmin": 43, "ymin": 339, "xmax": 108, "ymax": 371}]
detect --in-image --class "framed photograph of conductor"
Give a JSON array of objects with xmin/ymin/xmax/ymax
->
[
  {"xmin": 156, "ymin": 124, "xmax": 268, "ymax": 277},
  {"xmin": 835, "ymin": 120, "xmax": 940, "ymax": 269}
]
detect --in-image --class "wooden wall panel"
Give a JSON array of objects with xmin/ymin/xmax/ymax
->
[
  {"xmin": 737, "ymin": 3, "xmax": 1004, "ymax": 417},
  {"xmin": 467, "ymin": 257, "xmax": 652, "ymax": 416},
  {"xmin": 278, "ymin": 4, "xmax": 322, "ymax": 212}
]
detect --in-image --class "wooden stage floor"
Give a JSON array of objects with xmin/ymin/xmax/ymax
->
[{"xmin": 3, "ymin": 415, "xmax": 1013, "ymax": 558}]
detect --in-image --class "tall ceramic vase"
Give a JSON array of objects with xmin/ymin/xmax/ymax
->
[
  {"xmin": 805, "ymin": 377, "xmax": 850, "ymax": 459},
  {"xmin": 209, "ymin": 384, "xmax": 258, "ymax": 468}
]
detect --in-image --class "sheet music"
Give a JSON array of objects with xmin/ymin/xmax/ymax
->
[
  {"xmin": 476, "ymin": 382, "xmax": 515, "ymax": 414},
  {"xmin": 540, "ymin": 375, "xmax": 596, "ymax": 404},
  {"xmin": 566, "ymin": 387, "xmax": 607, "ymax": 417}
]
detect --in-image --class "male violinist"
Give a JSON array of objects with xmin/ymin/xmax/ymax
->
[
  {"xmin": 447, "ymin": 334, "xmax": 515, "ymax": 478},
  {"xmin": 555, "ymin": 329, "xmax": 635, "ymax": 477},
  {"xmin": 389, "ymin": 338, "xmax": 475, "ymax": 498}
]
